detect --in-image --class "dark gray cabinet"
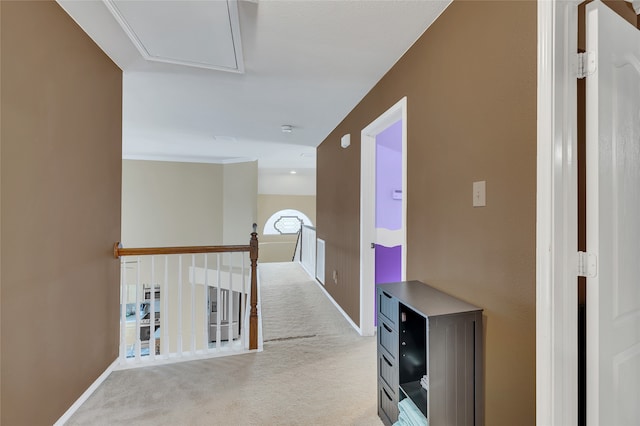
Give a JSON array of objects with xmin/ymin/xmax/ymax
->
[{"xmin": 376, "ymin": 281, "xmax": 483, "ymax": 426}]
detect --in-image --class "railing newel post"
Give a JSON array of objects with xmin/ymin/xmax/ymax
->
[
  {"xmin": 114, "ymin": 242, "xmax": 122, "ymax": 259},
  {"xmin": 249, "ymin": 223, "xmax": 259, "ymax": 350}
]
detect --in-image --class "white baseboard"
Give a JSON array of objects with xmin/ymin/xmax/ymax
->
[
  {"xmin": 313, "ymin": 279, "xmax": 361, "ymax": 334},
  {"xmin": 298, "ymin": 262, "xmax": 362, "ymax": 336},
  {"xmin": 300, "ymin": 260, "xmax": 315, "ymax": 280},
  {"xmin": 296, "ymin": 261, "xmax": 362, "ymax": 334},
  {"xmin": 54, "ymin": 358, "xmax": 118, "ymax": 425}
]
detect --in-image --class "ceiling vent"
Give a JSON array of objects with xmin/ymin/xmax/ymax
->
[{"xmin": 103, "ymin": 0, "xmax": 244, "ymax": 73}]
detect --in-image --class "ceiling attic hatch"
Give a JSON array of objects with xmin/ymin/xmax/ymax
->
[{"xmin": 103, "ymin": 0, "xmax": 245, "ymax": 73}]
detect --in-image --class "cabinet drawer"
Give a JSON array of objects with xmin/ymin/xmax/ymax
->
[
  {"xmin": 379, "ymin": 351, "xmax": 398, "ymax": 392},
  {"xmin": 378, "ymin": 289, "xmax": 398, "ymax": 329},
  {"xmin": 378, "ymin": 320, "xmax": 398, "ymax": 360},
  {"xmin": 378, "ymin": 379, "xmax": 398, "ymax": 426}
]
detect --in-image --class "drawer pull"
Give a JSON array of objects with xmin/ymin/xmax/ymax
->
[
  {"xmin": 382, "ymin": 354, "xmax": 393, "ymax": 367},
  {"xmin": 383, "ymin": 323, "xmax": 392, "ymax": 333},
  {"xmin": 383, "ymin": 291, "xmax": 392, "ymax": 299},
  {"xmin": 383, "ymin": 387, "xmax": 392, "ymax": 401}
]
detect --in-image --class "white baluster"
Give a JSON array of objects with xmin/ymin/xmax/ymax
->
[
  {"xmin": 203, "ymin": 253, "xmax": 209, "ymax": 353},
  {"xmin": 163, "ymin": 255, "xmax": 169, "ymax": 357},
  {"xmin": 242, "ymin": 253, "xmax": 247, "ymax": 349},
  {"xmin": 135, "ymin": 256, "xmax": 141, "ymax": 361},
  {"xmin": 120, "ymin": 259, "xmax": 127, "ymax": 362},
  {"xmin": 216, "ymin": 253, "xmax": 221, "ymax": 350},
  {"xmin": 149, "ymin": 256, "xmax": 156, "ymax": 360},
  {"xmin": 228, "ymin": 253, "xmax": 234, "ymax": 348},
  {"xmin": 178, "ymin": 255, "xmax": 183, "ymax": 356},
  {"xmin": 245, "ymin": 252, "xmax": 252, "ymax": 350},
  {"xmin": 190, "ymin": 254, "xmax": 196, "ymax": 354}
]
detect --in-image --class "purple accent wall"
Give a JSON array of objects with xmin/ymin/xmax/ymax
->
[
  {"xmin": 375, "ymin": 244, "xmax": 402, "ymax": 284},
  {"xmin": 376, "ymin": 120, "xmax": 402, "ymax": 231},
  {"xmin": 374, "ymin": 244, "xmax": 402, "ymax": 326}
]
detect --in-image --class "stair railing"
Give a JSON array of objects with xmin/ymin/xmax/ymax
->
[{"xmin": 113, "ymin": 225, "xmax": 259, "ymax": 367}]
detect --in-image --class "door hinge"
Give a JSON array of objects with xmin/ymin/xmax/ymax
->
[
  {"xmin": 577, "ymin": 251, "xmax": 597, "ymax": 277},
  {"xmin": 576, "ymin": 52, "xmax": 596, "ymax": 79}
]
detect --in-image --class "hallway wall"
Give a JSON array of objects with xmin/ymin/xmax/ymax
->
[
  {"xmin": 316, "ymin": 1, "xmax": 536, "ymax": 424},
  {"xmin": 122, "ymin": 160, "xmax": 258, "ymax": 248},
  {"xmin": 0, "ymin": 1, "xmax": 122, "ymax": 424},
  {"xmin": 223, "ymin": 161, "xmax": 258, "ymax": 245},
  {"xmin": 122, "ymin": 160, "xmax": 225, "ymax": 247}
]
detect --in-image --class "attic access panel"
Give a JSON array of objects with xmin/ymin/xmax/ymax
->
[{"xmin": 104, "ymin": 0, "xmax": 244, "ymax": 72}]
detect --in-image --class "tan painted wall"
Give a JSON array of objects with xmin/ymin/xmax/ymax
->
[
  {"xmin": 258, "ymin": 168, "xmax": 316, "ymax": 196},
  {"xmin": 122, "ymin": 160, "xmax": 258, "ymax": 247},
  {"xmin": 0, "ymin": 1, "xmax": 122, "ymax": 424},
  {"xmin": 122, "ymin": 160, "xmax": 225, "ymax": 247},
  {"xmin": 257, "ymin": 194, "xmax": 316, "ymax": 262},
  {"xmin": 316, "ymin": 1, "xmax": 536, "ymax": 425},
  {"xmin": 223, "ymin": 161, "xmax": 258, "ymax": 244}
]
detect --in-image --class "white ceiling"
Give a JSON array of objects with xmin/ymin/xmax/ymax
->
[{"xmin": 57, "ymin": 0, "xmax": 450, "ymax": 175}]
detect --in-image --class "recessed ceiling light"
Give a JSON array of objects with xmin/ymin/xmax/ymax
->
[
  {"xmin": 281, "ymin": 125, "xmax": 293, "ymax": 133},
  {"xmin": 290, "ymin": 170, "xmax": 297, "ymax": 174}
]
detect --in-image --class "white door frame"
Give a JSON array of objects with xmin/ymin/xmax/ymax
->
[
  {"xmin": 359, "ymin": 97, "xmax": 407, "ymax": 337},
  {"xmin": 537, "ymin": 1, "xmax": 580, "ymax": 424}
]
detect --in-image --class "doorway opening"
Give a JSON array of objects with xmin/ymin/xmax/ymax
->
[{"xmin": 359, "ymin": 97, "xmax": 407, "ymax": 336}]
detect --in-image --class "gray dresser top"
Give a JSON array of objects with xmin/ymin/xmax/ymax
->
[{"xmin": 378, "ymin": 281, "xmax": 482, "ymax": 317}]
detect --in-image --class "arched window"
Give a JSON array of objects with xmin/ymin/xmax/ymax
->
[{"xmin": 263, "ymin": 209, "xmax": 313, "ymax": 235}]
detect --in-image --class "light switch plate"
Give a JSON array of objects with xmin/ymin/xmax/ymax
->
[{"xmin": 473, "ymin": 181, "xmax": 486, "ymax": 207}]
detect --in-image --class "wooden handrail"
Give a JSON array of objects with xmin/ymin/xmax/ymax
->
[{"xmin": 113, "ymin": 243, "xmax": 250, "ymax": 259}]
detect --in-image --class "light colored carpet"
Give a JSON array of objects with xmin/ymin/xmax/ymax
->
[{"xmin": 67, "ymin": 262, "xmax": 381, "ymax": 426}]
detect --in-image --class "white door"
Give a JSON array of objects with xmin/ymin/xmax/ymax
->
[{"xmin": 585, "ymin": 2, "xmax": 640, "ymax": 424}]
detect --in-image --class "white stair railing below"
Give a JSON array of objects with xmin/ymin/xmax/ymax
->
[{"xmin": 114, "ymin": 230, "xmax": 260, "ymax": 368}]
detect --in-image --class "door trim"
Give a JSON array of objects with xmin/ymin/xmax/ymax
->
[
  {"xmin": 537, "ymin": 0, "xmax": 579, "ymax": 424},
  {"xmin": 359, "ymin": 97, "xmax": 407, "ymax": 337}
]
